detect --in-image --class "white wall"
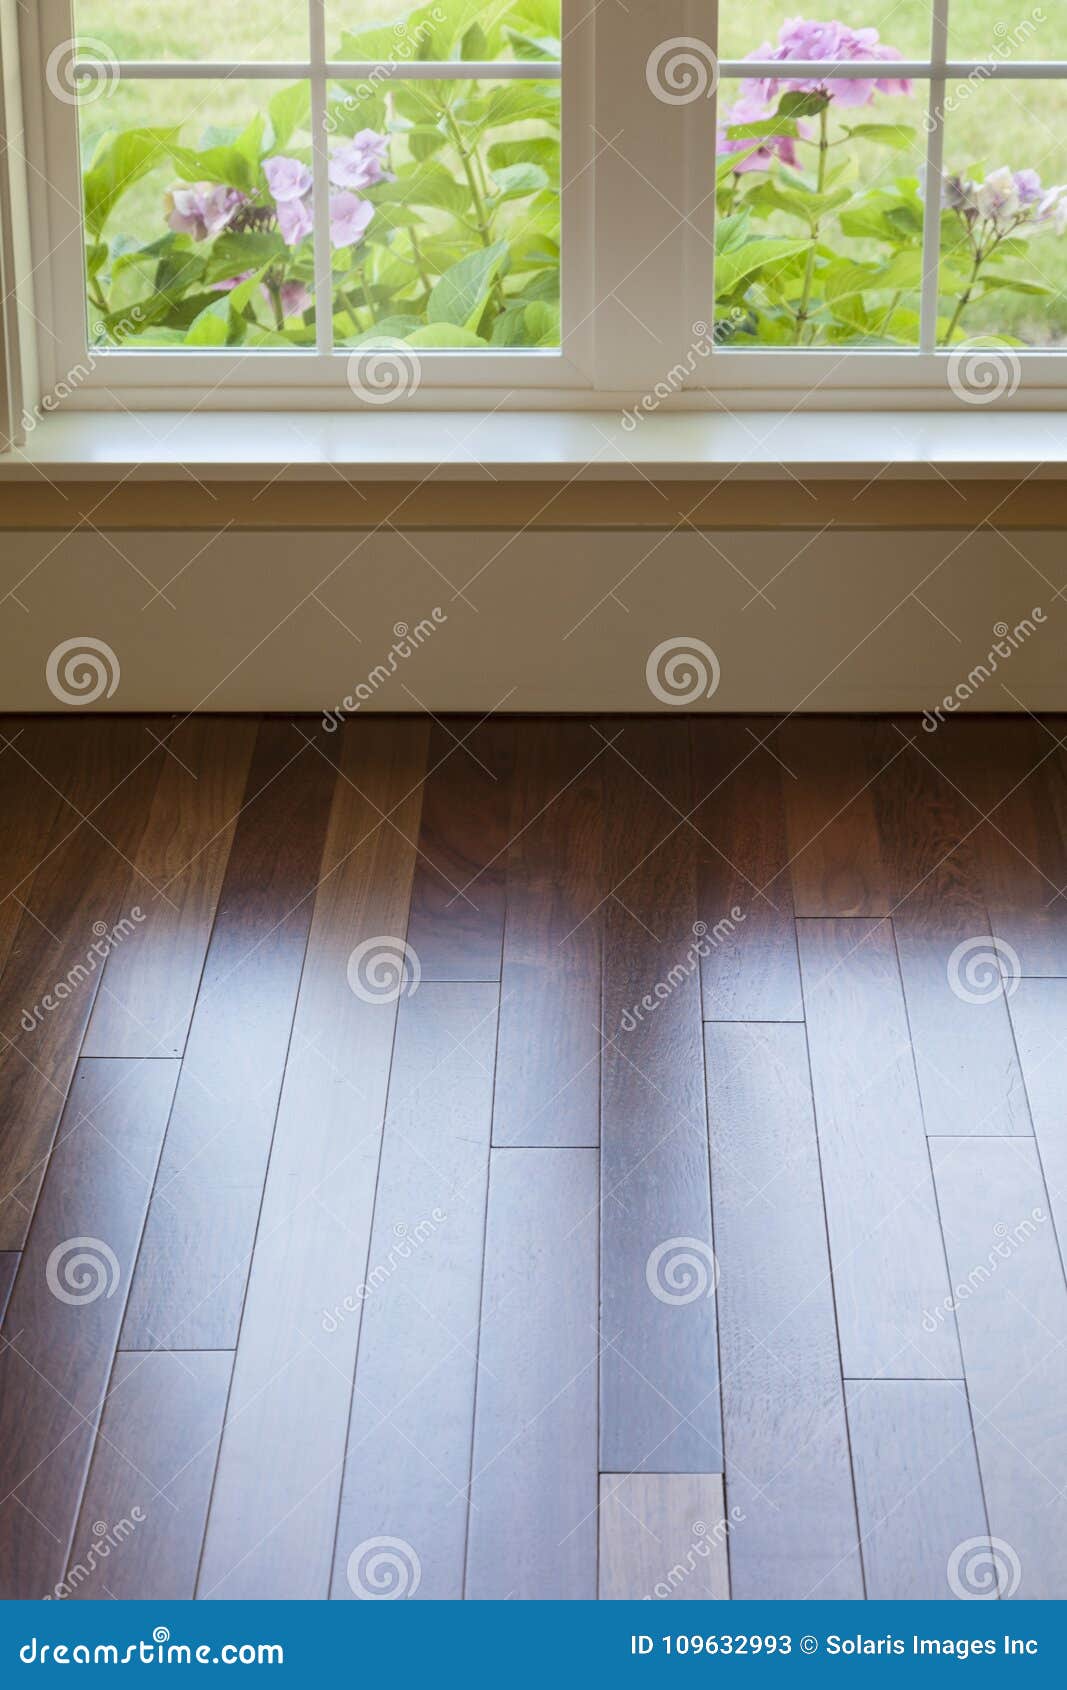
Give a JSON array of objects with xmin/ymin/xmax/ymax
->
[{"xmin": 0, "ymin": 526, "xmax": 1062, "ymax": 715}]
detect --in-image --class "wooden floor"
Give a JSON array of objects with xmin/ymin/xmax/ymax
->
[{"xmin": 1, "ymin": 713, "xmax": 1066, "ymax": 1601}]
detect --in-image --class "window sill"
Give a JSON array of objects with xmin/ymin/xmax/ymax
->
[
  {"xmin": 4, "ymin": 408, "xmax": 1067, "ymax": 480},
  {"xmin": 2, "ymin": 411, "xmax": 1067, "ymax": 529}
]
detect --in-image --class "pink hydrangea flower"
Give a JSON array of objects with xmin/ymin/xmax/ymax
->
[
  {"xmin": 276, "ymin": 194, "xmax": 314, "ymax": 246},
  {"xmin": 264, "ymin": 154, "xmax": 313, "ymax": 202},
  {"xmin": 742, "ymin": 16, "xmax": 912, "ymax": 110},
  {"xmin": 277, "ymin": 280, "xmax": 312, "ymax": 316},
  {"xmin": 945, "ymin": 166, "xmax": 1067, "ymax": 238},
  {"xmin": 165, "ymin": 181, "xmax": 246, "ymax": 241},
  {"xmin": 329, "ymin": 191, "xmax": 374, "ymax": 249},
  {"xmin": 210, "ymin": 268, "xmax": 256, "ymax": 293},
  {"xmin": 718, "ymin": 91, "xmax": 803, "ymax": 174},
  {"xmin": 328, "ymin": 130, "xmax": 390, "ymax": 190}
]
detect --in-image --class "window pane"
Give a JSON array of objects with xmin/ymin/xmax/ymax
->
[
  {"xmin": 713, "ymin": 74, "xmax": 925, "ymax": 347},
  {"xmin": 951, "ymin": 6, "xmax": 1067, "ymax": 61},
  {"xmin": 939, "ymin": 80, "xmax": 1067, "ymax": 348},
  {"xmin": 75, "ymin": 2, "xmax": 309, "ymax": 60},
  {"xmin": 329, "ymin": 1, "xmax": 561, "ymax": 65},
  {"xmin": 717, "ymin": 3, "xmax": 932, "ymax": 63},
  {"xmin": 326, "ymin": 75, "xmax": 559, "ymax": 348},
  {"xmin": 79, "ymin": 80, "xmax": 316, "ymax": 349}
]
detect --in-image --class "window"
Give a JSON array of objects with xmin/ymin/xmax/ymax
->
[{"xmin": 5, "ymin": 2, "xmax": 1067, "ymax": 412}]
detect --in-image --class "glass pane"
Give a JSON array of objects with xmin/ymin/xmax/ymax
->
[
  {"xmin": 717, "ymin": 3, "xmax": 932, "ymax": 63},
  {"xmin": 951, "ymin": 6, "xmax": 1067, "ymax": 61},
  {"xmin": 939, "ymin": 80, "xmax": 1067, "ymax": 348},
  {"xmin": 79, "ymin": 80, "xmax": 317, "ymax": 349},
  {"xmin": 326, "ymin": 75, "xmax": 559, "ymax": 348},
  {"xmin": 75, "ymin": 2, "xmax": 309, "ymax": 60},
  {"xmin": 714, "ymin": 73, "xmax": 926, "ymax": 347},
  {"xmin": 329, "ymin": 1, "xmax": 561, "ymax": 65}
]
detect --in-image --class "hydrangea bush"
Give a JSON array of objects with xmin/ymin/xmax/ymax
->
[
  {"xmin": 715, "ymin": 16, "xmax": 1066, "ymax": 347},
  {"xmin": 82, "ymin": 0, "xmax": 561, "ymax": 349}
]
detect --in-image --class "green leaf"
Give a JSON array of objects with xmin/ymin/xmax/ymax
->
[
  {"xmin": 777, "ymin": 90, "xmax": 831, "ymax": 118},
  {"xmin": 405, "ymin": 322, "xmax": 489, "ymax": 347},
  {"xmin": 715, "ymin": 237, "xmax": 814, "ymax": 297},
  {"xmin": 844, "ymin": 123, "xmax": 916, "ymax": 151},
  {"xmin": 716, "ymin": 209, "xmax": 751, "ymax": 254},
  {"xmin": 184, "ymin": 296, "xmax": 232, "ymax": 346},
  {"xmin": 428, "ymin": 240, "xmax": 508, "ymax": 327},
  {"xmin": 83, "ymin": 127, "xmax": 179, "ymax": 239},
  {"xmin": 489, "ymin": 162, "xmax": 549, "ymax": 201},
  {"xmin": 203, "ymin": 231, "xmax": 286, "ymax": 283},
  {"xmin": 488, "ymin": 136, "xmax": 560, "ymax": 185},
  {"xmin": 269, "ymin": 82, "xmax": 311, "ymax": 149}
]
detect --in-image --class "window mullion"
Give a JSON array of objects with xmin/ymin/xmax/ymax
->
[
  {"xmin": 309, "ymin": 0, "xmax": 332, "ymax": 356},
  {"xmin": 920, "ymin": 0, "xmax": 951, "ymax": 352}
]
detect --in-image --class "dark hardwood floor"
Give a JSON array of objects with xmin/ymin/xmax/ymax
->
[{"xmin": 0, "ymin": 713, "xmax": 1065, "ymax": 1601}]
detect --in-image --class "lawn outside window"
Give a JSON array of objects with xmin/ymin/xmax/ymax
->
[{"xmin": 3, "ymin": 1, "xmax": 1067, "ymax": 417}]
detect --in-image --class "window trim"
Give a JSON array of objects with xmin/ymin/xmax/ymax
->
[{"xmin": 4, "ymin": 1, "xmax": 1067, "ymax": 420}]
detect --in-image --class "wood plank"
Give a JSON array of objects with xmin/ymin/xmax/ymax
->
[
  {"xmin": 330, "ymin": 982, "xmax": 497, "ymax": 1602},
  {"xmin": 193, "ymin": 720, "xmax": 430, "ymax": 1600},
  {"xmin": 1008, "ymin": 981, "xmax": 1067, "ymax": 1245},
  {"xmin": 598, "ymin": 1474, "xmax": 730, "ymax": 1600},
  {"xmin": 928, "ymin": 718, "xmax": 1067, "ymax": 977},
  {"xmin": 691, "ymin": 719, "xmax": 802, "ymax": 1020},
  {"xmin": 0, "ymin": 1059, "xmax": 180, "ymax": 1598},
  {"xmin": 465, "ymin": 1148, "xmax": 598, "ymax": 1599},
  {"xmin": 0, "ymin": 721, "xmax": 68, "ymax": 979},
  {"xmin": 120, "ymin": 720, "xmax": 338, "ymax": 1350},
  {"xmin": 797, "ymin": 918, "xmax": 961, "ymax": 1378},
  {"xmin": 82, "ymin": 718, "xmax": 258, "ymax": 1058},
  {"xmin": 781, "ymin": 719, "xmax": 894, "ymax": 917},
  {"xmin": 931, "ymin": 1137, "xmax": 1067, "ymax": 1599},
  {"xmin": 846, "ymin": 1380, "xmax": 988, "ymax": 1601},
  {"xmin": 874, "ymin": 724, "xmax": 1030, "ymax": 1136},
  {"xmin": 65, "ymin": 1351, "xmax": 231, "ymax": 1600},
  {"xmin": 0, "ymin": 721, "xmax": 164, "ymax": 1247},
  {"xmin": 0, "ymin": 1253, "xmax": 17, "ymax": 1322},
  {"xmin": 706, "ymin": 1022, "xmax": 863, "ymax": 1598},
  {"xmin": 405, "ymin": 719, "xmax": 513, "ymax": 980},
  {"xmin": 600, "ymin": 720, "xmax": 721, "ymax": 1472},
  {"xmin": 493, "ymin": 720, "xmax": 603, "ymax": 1147}
]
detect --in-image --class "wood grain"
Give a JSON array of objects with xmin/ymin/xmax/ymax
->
[
  {"xmin": 598, "ymin": 1474, "xmax": 730, "ymax": 1600},
  {"xmin": 846, "ymin": 1380, "xmax": 988, "ymax": 1601},
  {"xmin": 874, "ymin": 723, "xmax": 1030, "ymax": 1136},
  {"xmin": 0, "ymin": 1059, "xmax": 180, "ymax": 1598},
  {"xmin": 66, "ymin": 1350, "xmax": 232, "ymax": 1599},
  {"xmin": 82, "ymin": 718, "xmax": 258, "ymax": 1057},
  {"xmin": 493, "ymin": 720, "xmax": 603, "ymax": 1147},
  {"xmin": 0, "ymin": 1253, "xmax": 17, "ymax": 1323},
  {"xmin": 405, "ymin": 719, "xmax": 513, "ymax": 980},
  {"xmin": 1008, "ymin": 980, "xmax": 1067, "ymax": 1244},
  {"xmin": 931, "ymin": 1136, "xmax": 1067, "ymax": 1599},
  {"xmin": 465, "ymin": 1149, "xmax": 598, "ymax": 1599},
  {"xmin": 691, "ymin": 719, "xmax": 802, "ymax": 1020},
  {"xmin": 781, "ymin": 720, "xmax": 893, "ymax": 917},
  {"xmin": 120, "ymin": 721, "xmax": 338, "ymax": 1350},
  {"xmin": 0, "ymin": 721, "xmax": 67, "ymax": 979},
  {"xmin": 600, "ymin": 720, "xmax": 721, "ymax": 1472},
  {"xmin": 196, "ymin": 720, "xmax": 429, "ymax": 1599},
  {"xmin": 331, "ymin": 982, "xmax": 497, "ymax": 1601},
  {"xmin": 797, "ymin": 919, "xmax": 961, "ymax": 1379},
  {"xmin": 706, "ymin": 1022, "xmax": 863, "ymax": 1598},
  {"xmin": 0, "ymin": 720, "xmax": 163, "ymax": 1246}
]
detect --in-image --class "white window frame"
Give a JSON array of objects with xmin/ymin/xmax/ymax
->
[{"xmin": 6, "ymin": 1, "xmax": 1067, "ymax": 414}]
